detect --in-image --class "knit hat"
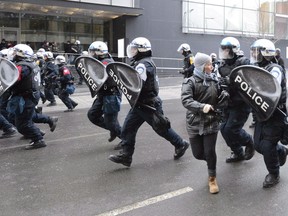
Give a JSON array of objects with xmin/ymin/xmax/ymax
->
[{"xmin": 194, "ymin": 52, "xmax": 211, "ymax": 72}]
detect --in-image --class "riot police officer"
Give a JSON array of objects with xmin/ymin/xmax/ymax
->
[
  {"xmin": 86, "ymin": 41, "xmax": 122, "ymax": 144},
  {"xmin": 250, "ymin": 39, "xmax": 288, "ymax": 188},
  {"xmin": 8, "ymin": 44, "xmax": 46, "ymax": 149},
  {"xmin": 177, "ymin": 43, "xmax": 195, "ymax": 78},
  {"xmin": 35, "ymin": 48, "xmax": 47, "ymax": 104},
  {"xmin": 218, "ymin": 37, "xmax": 255, "ymax": 162},
  {"xmin": 43, "ymin": 51, "xmax": 58, "ymax": 106},
  {"xmin": 54, "ymin": 55, "xmax": 78, "ymax": 112},
  {"xmin": 109, "ymin": 37, "xmax": 189, "ymax": 167}
]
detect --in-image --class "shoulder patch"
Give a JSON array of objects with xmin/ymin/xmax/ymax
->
[{"xmin": 63, "ymin": 68, "xmax": 70, "ymax": 76}]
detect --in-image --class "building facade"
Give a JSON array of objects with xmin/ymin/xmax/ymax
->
[{"xmin": 0, "ymin": 0, "xmax": 287, "ymax": 69}]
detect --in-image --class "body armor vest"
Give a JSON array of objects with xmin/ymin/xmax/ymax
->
[
  {"xmin": 265, "ymin": 63, "xmax": 286, "ymax": 106},
  {"xmin": 135, "ymin": 57, "xmax": 159, "ymax": 101},
  {"xmin": 98, "ymin": 57, "xmax": 118, "ymax": 95},
  {"xmin": 13, "ymin": 61, "xmax": 41, "ymax": 95},
  {"xmin": 218, "ymin": 56, "xmax": 248, "ymax": 77}
]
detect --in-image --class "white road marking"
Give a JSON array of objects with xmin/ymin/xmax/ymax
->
[{"xmin": 96, "ymin": 187, "xmax": 193, "ymax": 216}]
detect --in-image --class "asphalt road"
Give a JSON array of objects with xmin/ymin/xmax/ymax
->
[{"xmin": 1, "ymin": 77, "xmax": 288, "ymax": 216}]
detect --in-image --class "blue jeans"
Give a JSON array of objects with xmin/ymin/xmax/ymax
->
[
  {"xmin": 87, "ymin": 93, "xmax": 121, "ymax": 138},
  {"xmin": 121, "ymin": 96, "xmax": 184, "ymax": 156},
  {"xmin": 220, "ymin": 103, "xmax": 252, "ymax": 155}
]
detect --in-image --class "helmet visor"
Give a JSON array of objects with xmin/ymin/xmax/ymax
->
[
  {"xmin": 219, "ymin": 46, "xmax": 234, "ymax": 60},
  {"xmin": 250, "ymin": 47, "xmax": 263, "ymax": 64},
  {"xmin": 89, "ymin": 49, "xmax": 106, "ymax": 57},
  {"xmin": 126, "ymin": 44, "xmax": 138, "ymax": 58}
]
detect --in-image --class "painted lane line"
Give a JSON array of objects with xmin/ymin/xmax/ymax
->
[{"xmin": 96, "ymin": 186, "xmax": 193, "ymax": 216}]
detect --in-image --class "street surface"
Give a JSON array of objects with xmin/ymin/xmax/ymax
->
[{"xmin": 1, "ymin": 77, "xmax": 288, "ymax": 216}]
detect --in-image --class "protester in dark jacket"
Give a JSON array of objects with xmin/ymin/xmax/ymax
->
[{"xmin": 181, "ymin": 52, "xmax": 229, "ymax": 194}]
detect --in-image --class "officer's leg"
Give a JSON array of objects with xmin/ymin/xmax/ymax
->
[
  {"xmin": 221, "ymin": 107, "xmax": 250, "ymax": 162},
  {"xmin": 58, "ymin": 90, "xmax": 73, "ymax": 110},
  {"xmin": 15, "ymin": 100, "xmax": 44, "ymax": 144},
  {"xmin": 0, "ymin": 113, "xmax": 17, "ymax": 137},
  {"xmin": 108, "ymin": 108, "xmax": 144, "ymax": 167},
  {"xmin": 87, "ymin": 97, "xmax": 105, "ymax": 128},
  {"xmin": 104, "ymin": 112, "xmax": 121, "ymax": 142}
]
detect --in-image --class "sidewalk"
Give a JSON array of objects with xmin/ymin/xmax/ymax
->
[{"xmin": 42, "ymin": 77, "xmax": 183, "ymax": 113}]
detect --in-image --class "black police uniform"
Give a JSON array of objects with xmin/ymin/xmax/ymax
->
[
  {"xmin": 109, "ymin": 52, "xmax": 189, "ymax": 167},
  {"xmin": 253, "ymin": 63, "xmax": 288, "ymax": 188},
  {"xmin": 218, "ymin": 55, "xmax": 254, "ymax": 162},
  {"xmin": 43, "ymin": 60, "xmax": 58, "ymax": 105},
  {"xmin": 57, "ymin": 64, "xmax": 78, "ymax": 111},
  {"xmin": 9, "ymin": 61, "xmax": 46, "ymax": 149},
  {"xmin": 87, "ymin": 54, "xmax": 122, "ymax": 142},
  {"xmin": 180, "ymin": 52, "xmax": 195, "ymax": 78}
]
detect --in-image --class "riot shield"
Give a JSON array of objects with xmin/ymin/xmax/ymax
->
[
  {"xmin": 106, "ymin": 62, "xmax": 142, "ymax": 108},
  {"xmin": 0, "ymin": 57, "xmax": 19, "ymax": 96},
  {"xmin": 75, "ymin": 56, "xmax": 108, "ymax": 98},
  {"xmin": 230, "ymin": 65, "xmax": 281, "ymax": 122}
]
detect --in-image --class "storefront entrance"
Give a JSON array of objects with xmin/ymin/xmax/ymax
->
[{"xmin": 0, "ymin": 27, "xmax": 20, "ymax": 46}]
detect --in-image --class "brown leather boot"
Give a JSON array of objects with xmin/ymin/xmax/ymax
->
[{"xmin": 208, "ymin": 176, "xmax": 219, "ymax": 194}]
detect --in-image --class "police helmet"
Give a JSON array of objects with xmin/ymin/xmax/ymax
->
[
  {"xmin": 219, "ymin": 37, "xmax": 241, "ymax": 60},
  {"xmin": 75, "ymin": 40, "xmax": 80, "ymax": 45},
  {"xmin": 0, "ymin": 48, "xmax": 9, "ymax": 58},
  {"xmin": 126, "ymin": 37, "xmax": 152, "ymax": 58},
  {"xmin": 38, "ymin": 48, "xmax": 45, "ymax": 53},
  {"xmin": 13, "ymin": 44, "xmax": 34, "ymax": 60},
  {"xmin": 55, "ymin": 55, "xmax": 66, "ymax": 65},
  {"xmin": 177, "ymin": 43, "xmax": 190, "ymax": 53},
  {"xmin": 43, "ymin": 51, "xmax": 54, "ymax": 60},
  {"xmin": 250, "ymin": 39, "xmax": 275, "ymax": 64},
  {"xmin": 88, "ymin": 41, "xmax": 108, "ymax": 57}
]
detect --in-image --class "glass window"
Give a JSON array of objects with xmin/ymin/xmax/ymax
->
[
  {"xmin": 0, "ymin": 12, "xmax": 19, "ymax": 28},
  {"xmin": 182, "ymin": 0, "xmax": 279, "ymax": 38},
  {"xmin": 243, "ymin": 0, "xmax": 259, "ymax": 10},
  {"xmin": 275, "ymin": 16, "xmax": 288, "ymax": 39},
  {"xmin": 204, "ymin": 5, "xmax": 224, "ymax": 30},
  {"xmin": 260, "ymin": 0, "xmax": 275, "ymax": 12},
  {"xmin": 243, "ymin": 9, "xmax": 259, "ymax": 34},
  {"xmin": 225, "ymin": 0, "xmax": 243, "ymax": 8},
  {"xmin": 112, "ymin": 0, "xmax": 134, "ymax": 7},
  {"xmin": 225, "ymin": 7, "xmax": 242, "ymax": 31},
  {"xmin": 183, "ymin": 1, "xmax": 204, "ymax": 32},
  {"xmin": 276, "ymin": 1, "xmax": 288, "ymax": 14},
  {"xmin": 259, "ymin": 11, "xmax": 274, "ymax": 35},
  {"xmin": 205, "ymin": 0, "xmax": 224, "ymax": 6},
  {"xmin": 20, "ymin": 13, "xmax": 104, "ymax": 51}
]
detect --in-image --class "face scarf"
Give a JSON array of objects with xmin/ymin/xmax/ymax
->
[{"xmin": 193, "ymin": 68, "xmax": 218, "ymax": 86}]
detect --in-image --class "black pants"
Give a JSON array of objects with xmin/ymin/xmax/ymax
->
[{"xmin": 189, "ymin": 133, "xmax": 218, "ymax": 171}]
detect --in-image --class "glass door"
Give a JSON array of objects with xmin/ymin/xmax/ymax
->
[{"xmin": 0, "ymin": 27, "xmax": 20, "ymax": 48}]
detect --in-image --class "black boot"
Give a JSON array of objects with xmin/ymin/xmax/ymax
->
[
  {"xmin": 279, "ymin": 146, "xmax": 288, "ymax": 166},
  {"xmin": 25, "ymin": 139, "xmax": 47, "ymax": 150},
  {"xmin": 49, "ymin": 117, "xmax": 58, "ymax": 132},
  {"xmin": 2, "ymin": 127, "xmax": 17, "ymax": 138},
  {"xmin": 108, "ymin": 132, "xmax": 117, "ymax": 142},
  {"xmin": 174, "ymin": 140, "xmax": 189, "ymax": 160},
  {"xmin": 244, "ymin": 141, "xmax": 255, "ymax": 160},
  {"xmin": 108, "ymin": 152, "xmax": 132, "ymax": 167},
  {"xmin": 226, "ymin": 151, "xmax": 245, "ymax": 163},
  {"xmin": 263, "ymin": 173, "xmax": 280, "ymax": 188}
]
